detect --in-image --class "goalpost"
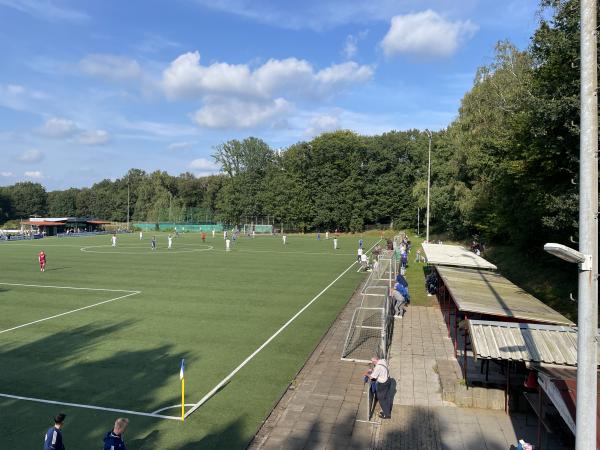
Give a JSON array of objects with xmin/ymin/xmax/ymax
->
[{"xmin": 242, "ymin": 224, "xmax": 274, "ymax": 235}]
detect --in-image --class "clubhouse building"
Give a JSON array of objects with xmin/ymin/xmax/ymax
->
[{"xmin": 21, "ymin": 217, "xmax": 111, "ymax": 236}]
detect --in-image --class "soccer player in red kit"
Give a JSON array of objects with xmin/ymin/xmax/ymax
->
[
  {"xmin": 201, "ymin": 232, "xmax": 206, "ymax": 243},
  {"xmin": 39, "ymin": 250, "xmax": 46, "ymax": 272}
]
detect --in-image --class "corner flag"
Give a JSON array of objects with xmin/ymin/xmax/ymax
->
[{"xmin": 180, "ymin": 359, "xmax": 185, "ymax": 421}]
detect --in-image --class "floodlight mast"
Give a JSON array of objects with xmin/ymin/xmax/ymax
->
[
  {"xmin": 544, "ymin": 4, "xmax": 598, "ymax": 448},
  {"xmin": 576, "ymin": 1, "xmax": 597, "ymax": 448},
  {"xmin": 425, "ymin": 129, "xmax": 432, "ymax": 243}
]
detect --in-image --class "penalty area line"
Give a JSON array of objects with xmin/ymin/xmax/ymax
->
[
  {"xmin": 0, "ymin": 393, "xmax": 180, "ymax": 421},
  {"xmin": 0, "ymin": 291, "xmax": 141, "ymax": 334},
  {"xmin": 184, "ymin": 239, "xmax": 381, "ymax": 419},
  {"xmin": 0, "ymin": 282, "xmax": 137, "ymax": 293}
]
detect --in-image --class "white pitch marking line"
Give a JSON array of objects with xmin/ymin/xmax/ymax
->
[
  {"xmin": 184, "ymin": 239, "xmax": 381, "ymax": 419},
  {"xmin": 0, "ymin": 291, "xmax": 141, "ymax": 334},
  {"xmin": 151, "ymin": 403, "xmax": 197, "ymax": 414},
  {"xmin": 0, "ymin": 282, "xmax": 137, "ymax": 293},
  {"xmin": 0, "ymin": 393, "xmax": 180, "ymax": 421}
]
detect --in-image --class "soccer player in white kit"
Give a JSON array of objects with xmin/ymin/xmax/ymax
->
[
  {"xmin": 333, "ymin": 237, "xmax": 338, "ymax": 250},
  {"xmin": 212, "ymin": 229, "xmax": 215, "ymax": 238},
  {"xmin": 111, "ymin": 234, "xmax": 117, "ymax": 247},
  {"xmin": 326, "ymin": 231, "xmax": 330, "ymax": 240},
  {"xmin": 282, "ymin": 235, "xmax": 287, "ymax": 245},
  {"xmin": 168, "ymin": 234, "xmax": 173, "ymax": 249},
  {"xmin": 139, "ymin": 231, "xmax": 143, "ymax": 240},
  {"xmin": 226, "ymin": 238, "xmax": 231, "ymax": 251}
]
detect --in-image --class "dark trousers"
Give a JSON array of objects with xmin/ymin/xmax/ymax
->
[{"xmin": 376, "ymin": 379, "xmax": 392, "ymax": 416}]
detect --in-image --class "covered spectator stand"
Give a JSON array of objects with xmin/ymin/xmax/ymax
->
[
  {"xmin": 435, "ymin": 265, "xmax": 573, "ymax": 380},
  {"xmin": 468, "ymin": 324, "xmax": 599, "ymax": 448}
]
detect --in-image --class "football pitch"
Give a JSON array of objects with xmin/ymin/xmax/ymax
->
[{"xmin": 0, "ymin": 232, "xmax": 379, "ymax": 449}]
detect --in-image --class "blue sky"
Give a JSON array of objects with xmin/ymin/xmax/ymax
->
[{"xmin": 0, "ymin": 0, "xmax": 540, "ymax": 190}]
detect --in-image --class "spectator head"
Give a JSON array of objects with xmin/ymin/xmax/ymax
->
[
  {"xmin": 371, "ymin": 357, "xmax": 379, "ymax": 365},
  {"xmin": 54, "ymin": 413, "xmax": 66, "ymax": 428},
  {"xmin": 113, "ymin": 418, "xmax": 129, "ymax": 434}
]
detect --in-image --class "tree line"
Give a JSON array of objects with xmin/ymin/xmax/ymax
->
[{"xmin": 0, "ymin": 0, "xmax": 595, "ymax": 247}]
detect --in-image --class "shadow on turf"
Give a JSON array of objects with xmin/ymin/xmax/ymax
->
[
  {"xmin": 45, "ymin": 266, "xmax": 72, "ymax": 271},
  {"xmin": 0, "ymin": 320, "xmax": 191, "ymax": 449}
]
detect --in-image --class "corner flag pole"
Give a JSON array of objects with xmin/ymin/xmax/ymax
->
[{"xmin": 180, "ymin": 359, "xmax": 185, "ymax": 421}]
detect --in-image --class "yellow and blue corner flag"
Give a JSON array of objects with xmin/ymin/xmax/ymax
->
[{"xmin": 180, "ymin": 358, "xmax": 185, "ymax": 380}]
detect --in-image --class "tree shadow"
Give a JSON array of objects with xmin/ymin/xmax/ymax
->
[{"xmin": 0, "ymin": 320, "xmax": 189, "ymax": 449}]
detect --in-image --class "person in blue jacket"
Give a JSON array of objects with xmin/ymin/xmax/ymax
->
[
  {"xmin": 103, "ymin": 418, "xmax": 129, "ymax": 450},
  {"xmin": 43, "ymin": 413, "xmax": 66, "ymax": 450}
]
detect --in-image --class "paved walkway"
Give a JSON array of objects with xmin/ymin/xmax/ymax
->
[{"xmin": 250, "ymin": 293, "xmax": 573, "ymax": 449}]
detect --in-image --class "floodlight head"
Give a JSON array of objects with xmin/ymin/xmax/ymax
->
[{"xmin": 544, "ymin": 243, "xmax": 586, "ymax": 264}]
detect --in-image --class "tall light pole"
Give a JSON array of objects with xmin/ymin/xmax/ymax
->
[
  {"xmin": 576, "ymin": 1, "xmax": 598, "ymax": 448},
  {"xmin": 126, "ymin": 178, "xmax": 130, "ymax": 231},
  {"xmin": 425, "ymin": 129, "xmax": 432, "ymax": 243},
  {"xmin": 546, "ymin": 3, "xmax": 598, "ymax": 448}
]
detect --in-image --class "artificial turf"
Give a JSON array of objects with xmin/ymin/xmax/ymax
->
[{"xmin": 0, "ymin": 232, "xmax": 379, "ymax": 449}]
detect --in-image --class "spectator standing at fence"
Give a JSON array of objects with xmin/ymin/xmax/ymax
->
[
  {"xmin": 111, "ymin": 234, "xmax": 117, "ymax": 247},
  {"xmin": 317, "ymin": 232, "xmax": 320, "ymax": 240},
  {"xmin": 38, "ymin": 250, "xmax": 46, "ymax": 272},
  {"xmin": 103, "ymin": 418, "xmax": 128, "ymax": 450},
  {"xmin": 151, "ymin": 236, "xmax": 156, "ymax": 250},
  {"xmin": 224, "ymin": 230, "xmax": 227, "ymax": 240},
  {"xmin": 43, "ymin": 413, "xmax": 66, "ymax": 450},
  {"xmin": 333, "ymin": 237, "xmax": 338, "ymax": 250},
  {"xmin": 368, "ymin": 357, "xmax": 392, "ymax": 419}
]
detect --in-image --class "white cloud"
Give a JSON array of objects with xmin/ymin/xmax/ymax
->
[
  {"xmin": 17, "ymin": 149, "xmax": 44, "ymax": 164},
  {"xmin": 24, "ymin": 170, "xmax": 43, "ymax": 179},
  {"xmin": 0, "ymin": 171, "xmax": 14, "ymax": 177},
  {"xmin": 0, "ymin": 83, "xmax": 48, "ymax": 111},
  {"xmin": 188, "ymin": 0, "xmax": 416, "ymax": 31},
  {"xmin": 80, "ymin": 54, "xmax": 142, "ymax": 81},
  {"xmin": 118, "ymin": 119, "xmax": 199, "ymax": 137},
  {"xmin": 189, "ymin": 158, "xmax": 221, "ymax": 177},
  {"xmin": 342, "ymin": 31, "xmax": 368, "ymax": 59},
  {"xmin": 0, "ymin": 0, "xmax": 88, "ymax": 23},
  {"xmin": 304, "ymin": 114, "xmax": 341, "ymax": 137},
  {"xmin": 193, "ymin": 97, "xmax": 292, "ymax": 129},
  {"xmin": 162, "ymin": 51, "xmax": 373, "ymax": 101},
  {"xmin": 134, "ymin": 33, "xmax": 180, "ymax": 54},
  {"xmin": 37, "ymin": 117, "xmax": 78, "ymax": 138},
  {"xmin": 380, "ymin": 10, "xmax": 477, "ymax": 58},
  {"xmin": 76, "ymin": 130, "xmax": 110, "ymax": 145},
  {"xmin": 189, "ymin": 157, "xmax": 219, "ymax": 170},
  {"xmin": 344, "ymin": 35, "xmax": 359, "ymax": 59},
  {"xmin": 168, "ymin": 141, "xmax": 194, "ymax": 151}
]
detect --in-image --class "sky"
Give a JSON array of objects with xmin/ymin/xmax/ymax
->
[{"xmin": 0, "ymin": 0, "xmax": 541, "ymax": 190}]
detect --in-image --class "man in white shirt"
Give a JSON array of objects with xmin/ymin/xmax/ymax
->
[
  {"xmin": 368, "ymin": 357, "xmax": 392, "ymax": 419},
  {"xmin": 111, "ymin": 234, "xmax": 117, "ymax": 247}
]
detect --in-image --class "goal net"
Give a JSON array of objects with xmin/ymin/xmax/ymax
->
[{"xmin": 242, "ymin": 224, "xmax": 274, "ymax": 235}]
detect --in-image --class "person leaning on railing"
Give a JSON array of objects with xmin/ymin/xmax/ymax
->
[{"xmin": 366, "ymin": 357, "xmax": 392, "ymax": 419}]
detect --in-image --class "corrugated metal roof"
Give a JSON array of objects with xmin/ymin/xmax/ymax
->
[
  {"xmin": 438, "ymin": 266, "xmax": 573, "ymax": 326},
  {"xmin": 468, "ymin": 320, "xmax": 587, "ymax": 366},
  {"xmin": 422, "ymin": 243, "xmax": 497, "ymax": 270}
]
